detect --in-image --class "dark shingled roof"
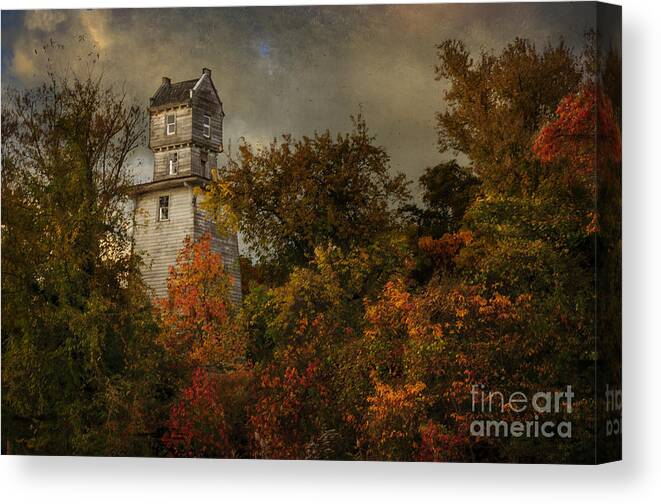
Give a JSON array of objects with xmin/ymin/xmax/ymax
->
[{"xmin": 150, "ymin": 78, "xmax": 198, "ymax": 108}]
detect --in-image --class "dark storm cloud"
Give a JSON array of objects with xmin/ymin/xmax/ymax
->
[{"xmin": 1, "ymin": 3, "xmax": 597, "ymax": 194}]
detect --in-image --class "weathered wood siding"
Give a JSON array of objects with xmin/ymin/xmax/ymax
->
[
  {"xmin": 192, "ymin": 74, "xmax": 224, "ymax": 152},
  {"xmin": 149, "ymin": 106, "xmax": 193, "ymax": 152},
  {"xmin": 151, "ymin": 127, "xmax": 216, "ymax": 180},
  {"xmin": 153, "ymin": 147, "xmax": 193, "ymax": 179},
  {"xmin": 189, "ymin": 145, "xmax": 217, "ymax": 179},
  {"xmin": 135, "ymin": 70, "xmax": 240, "ymax": 302}
]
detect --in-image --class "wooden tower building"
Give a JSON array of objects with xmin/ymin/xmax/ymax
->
[{"xmin": 131, "ymin": 68, "xmax": 242, "ymax": 303}]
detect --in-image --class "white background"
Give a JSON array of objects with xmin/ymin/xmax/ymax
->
[{"xmin": 1, "ymin": 0, "xmax": 659, "ymax": 502}]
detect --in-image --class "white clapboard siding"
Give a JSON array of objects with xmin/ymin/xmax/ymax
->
[
  {"xmin": 133, "ymin": 185, "xmax": 196, "ymax": 298},
  {"xmin": 133, "ymin": 184, "xmax": 242, "ymax": 303}
]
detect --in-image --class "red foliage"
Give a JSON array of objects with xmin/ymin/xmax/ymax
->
[
  {"xmin": 416, "ymin": 419, "xmax": 470, "ymax": 462},
  {"xmin": 249, "ymin": 361, "xmax": 328, "ymax": 459},
  {"xmin": 533, "ymin": 83, "xmax": 621, "ymax": 181},
  {"xmin": 162, "ymin": 367, "xmax": 232, "ymax": 458},
  {"xmin": 157, "ymin": 235, "xmax": 249, "ymax": 458}
]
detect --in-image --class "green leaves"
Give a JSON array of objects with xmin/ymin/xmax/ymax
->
[{"xmin": 1, "ymin": 59, "xmax": 159, "ymax": 455}]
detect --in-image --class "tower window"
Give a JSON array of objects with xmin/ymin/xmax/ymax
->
[
  {"xmin": 203, "ymin": 115, "xmax": 211, "ymax": 138},
  {"xmin": 166, "ymin": 113, "xmax": 176, "ymax": 135},
  {"xmin": 200, "ymin": 152, "xmax": 208, "ymax": 177},
  {"xmin": 158, "ymin": 195, "xmax": 170, "ymax": 221},
  {"xmin": 169, "ymin": 152, "xmax": 178, "ymax": 175}
]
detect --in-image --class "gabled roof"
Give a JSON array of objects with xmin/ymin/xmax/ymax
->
[{"xmin": 150, "ymin": 78, "xmax": 198, "ymax": 108}]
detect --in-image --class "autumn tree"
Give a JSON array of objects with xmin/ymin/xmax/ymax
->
[
  {"xmin": 533, "ymin": 84, "xmax": 621, "ymax": 183},
  {"xmin": 156, "ymin": 234, "xmax": 245, "ymax": 377},
  {"xmin": 204, "ymin": 116, "xmax": 410, "ymax": 282},
  {"xmin": 435, "ymin": 38, "xmax": 582, "ymax": 194},
  {"xmin": 404, "ymin": 160, "xmax": 480, "ymax": 283},
  {"xmin": 1, "ymin": 57, "xmax": 166, "ymax": 455},
  {"xmin": 242, "ymin": 235, "xmax": 407, "ymax": 459},
  {"xmin": 249, "ymin": 361, "xmax": 333, "ymax": 459},
  {"xmin": 162, "ymin": 368, "xmax": 232, "ymax": 458},
  {"xmin": 157, "ymin": 234, "xmax": 253, "ymax": 457},
  {"xmin": 532, "ymin": 78, "xmax": 622, "ymax": 462}
]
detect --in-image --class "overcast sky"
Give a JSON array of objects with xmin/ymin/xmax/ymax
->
[{"xmin": 2, "ymin": 3, "xmax": 601, "ymax": 195}]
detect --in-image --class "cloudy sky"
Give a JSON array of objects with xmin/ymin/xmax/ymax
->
[{"xmin": 2, "ymin": 3, "xmax": 600, "ymax": 195}]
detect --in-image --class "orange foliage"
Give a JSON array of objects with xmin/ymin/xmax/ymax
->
[
  {"xmin": 362, "ymin": 275, "xmax": 566, "ymax": 461},
  {"xmin": 361, "ymin": 379, "xmax": 429, "ymax": 460},
  {"xmin": 156, "ymin": 234, "xmax": 244, "ymax": 371},
  {"xmin": 418, "ymin": 230, "xmax": 473, "ymax": 267}
]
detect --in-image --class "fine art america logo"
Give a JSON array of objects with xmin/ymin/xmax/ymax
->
[
  {"xmin": 605, "ymin": 384, "xmax": 622, "ymax": 437},
  {"xmin": 470, "ymin": 384, "xmax": 574, "ymax": 439}
]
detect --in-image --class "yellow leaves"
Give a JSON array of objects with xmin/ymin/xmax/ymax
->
[
  {"xmin": 362, "ymin": 379, "xmax": 430, "ymax": 460},
  {"xmin": 198, "ymin": 184, "xmax": 240, "ymax": 236},
  {"xmin": 368, "ymin": 380, "xmax": 427, "ymax": 412}
]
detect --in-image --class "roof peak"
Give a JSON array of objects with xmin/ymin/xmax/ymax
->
[{"xmin": 150, "ymin": 69, "xmax": 217, "ymax": 109}]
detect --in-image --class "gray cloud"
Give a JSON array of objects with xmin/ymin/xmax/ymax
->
[{"xmin": 2, "ymin": 3, "xmax": 596, "ymax": 197}]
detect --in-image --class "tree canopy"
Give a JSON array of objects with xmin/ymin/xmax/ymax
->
[
  {"xmin": 435, "ymin": 38, "xmax": 582, "ymax": 194},
  {"xmin": 204, "ymin": 116, "xmax": 410, "ymax": 281},
  {"xmin": 1, "ymin": 64, "xmax": 167, "ymax": 455},
  {"xmin": 2, "ymin": 32, "xmax": 621, "ymax": 463}
]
